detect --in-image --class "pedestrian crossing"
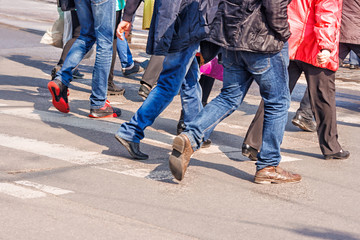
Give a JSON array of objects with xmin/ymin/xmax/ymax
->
[
  {"xmin": 0, "ymin": 181, "xmax": 73, "ymax": 199},
  {"xmin": 3, "ymin": 96, "xmax": 358, "ymax": 200}
]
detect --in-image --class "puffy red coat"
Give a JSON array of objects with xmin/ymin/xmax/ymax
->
[{"xmin": 288, "ymin": 0, "xmax": 343, "ymax": 71}]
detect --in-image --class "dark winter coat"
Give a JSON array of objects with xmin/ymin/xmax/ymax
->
[
  {"xmin": 208, "ymin": 0, "xmax": 291, "ymax": 53},
  {"xmin": 340, "ymin": 0, "xmax": 360, "ymax": 45},
  {"xmin": 123, "ymin": 0, "xmax": 220, "ymax": 55}
]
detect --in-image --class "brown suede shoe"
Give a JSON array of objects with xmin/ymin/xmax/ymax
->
[
  {"xmin": 254, "ymin": 166, "xmax": 301, "ymax": 184},
  {"xmin": 169, "ymin": 134, "xmax": 194, "ymax": 181}
]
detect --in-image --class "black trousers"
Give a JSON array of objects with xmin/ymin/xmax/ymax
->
[
  {"xmin": 244, "ymin": 60, "xmax": 342, "ymax": 156},
  {"xmin": 298, "ymin": 42, "xmax": 360, "ymax": 115}
]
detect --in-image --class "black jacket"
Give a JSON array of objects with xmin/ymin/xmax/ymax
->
[
  {"xmin": 123, "ymin": 0, "xmax": 219, "ymax": 55},
  {"xmin": 209, "ymin": 0, "xmax": 291, "ymax": 53}
]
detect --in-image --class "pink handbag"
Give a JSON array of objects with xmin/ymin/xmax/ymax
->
[{"xmin": 199, "ymin": 57, "xmax": 223, "ymax": 81}]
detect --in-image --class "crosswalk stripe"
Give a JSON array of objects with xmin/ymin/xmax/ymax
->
[
  {"xmin": 0, "ymin": 183, "xmax": 46, "ymax": 199},
  {"xmin": 14, "ymin": 181, "xmax": 73, "ymax": 195},
  {"xmin": 0, "ymin": 133, "xmax": 116, "ymax": 165},
  {"xmin": 0, "ymin": 107, "xmax": 302, "ymax": 163}
]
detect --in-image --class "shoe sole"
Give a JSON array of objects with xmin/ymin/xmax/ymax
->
[
  {"xmin": 114, "ymin": 135, "xmax": 148, "ymax": 160},
  {"xmin": 169, "ymin": 136, "xmax": 186, "ymax": 181},
  {"xmin": 108, "ymin": 89, "xmax": 125, "ymax": 96},
  {"xmin": 88, "ymin": 108, "xmax": 121, "ymax": 118},
  {"xmin": 254, "ymin": 177, "xmax": 302, "ymax": 184},
  {"xmin": 324, "ymin": 154, "xmax": 350, "ymax": 160},
  {"xmin": 88, "ymin": 112, "xmax": 119, "ymax": 118},
  {"xmin": 47, "ymin": 81, "xmax": 69, "ymax": 113},
  {"xmin": 291, "ymin": 119, "xmax": 314, "ymax": 132}
]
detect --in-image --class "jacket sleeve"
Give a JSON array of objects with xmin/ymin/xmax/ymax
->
[
  {"xmin": 262, "ymin": 0, "xmax": 291, "ymax": 41},
  {"xmin": 313, "ymin": 0, "xmax": 342, "ymax": 52},
  {"xmin": 122, "ymin": 0, "xmax": 143, "ymax": 22}
]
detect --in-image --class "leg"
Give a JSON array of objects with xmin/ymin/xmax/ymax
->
[
  {"xmin": 292, "ymin": 87, "xmax": 317, "ymax": 132},
  {"xmin": 199, "ymin": 75, "xmax": 215, "ymax": 106},
  {"xmin": 49, "ymin": 0, "xmax": 96, "ymax": 113},
  {"xmin": 180, "ymin": 58, "xmax": 203, "ymax": 126},
  {"xmin": 141, "ymin": 55, "xmax": 165, "ymax": 87},
  {"xmin": 89, "ymin": 0, "xmax": 116, "ymax": 108},
  {"xmin": 183, "ymin": 48, "xmax": 253, "ymax": 150},
  {"xmin": 107, "ymin": 11, "xmax": 125, "ymax": 95},
  {"xmin": 115, "ymin": 42, "xmax": 200, "ymax": 149},
  {"xmin": 169, "ymin": 48, "xmax": 253, "ymax": 180},
  {"xmin": 56, "ymin": 0, "xmax": 97, "ymax": 86},
  {"xmin": 243, "ymin": 60, "xmax": 302, "ymax": 152},
  {"xmin": 251, "ymin": 43, "xmax": 291, "ymax": 171},
  {"xmin": 303, "ymin": 62, "xmax": 347, "ymax": 157},
  {"xmin": 138, "ymin": 55, "xmax": 165, "ymax": 99}
]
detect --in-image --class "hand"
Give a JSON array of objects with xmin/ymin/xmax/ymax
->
[
  {"xmin": 317, "ymin": 49, "xmax": 331, "ymax": 65},
  {"xmin": 116, "ymin": 20, "xmax": 132, "ymax": 40}
]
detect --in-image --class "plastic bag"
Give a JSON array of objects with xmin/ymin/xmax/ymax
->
[{"xmin": 40, "ymin": 8, "xmax": 64, "ymax": 48}]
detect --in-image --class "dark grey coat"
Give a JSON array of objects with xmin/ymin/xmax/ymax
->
[{"xmin": 340, "ymin": 0, "xmax": 360, "ymax": 44}]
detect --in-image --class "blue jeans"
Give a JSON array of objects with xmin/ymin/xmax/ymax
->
[
  {"xmin": 55, "ymin": 0, "xmax": 115, "ymax": 109},
  {"xmin": 183, "ymin": 43, "xmax": 290, "ymax": 170},
  {"xmin": 116, "ymin": 42, "xmax": 202, "ymax": 143},
  {"xmin": 117, "ymin": 34, "xmax": 134, "ymax": 69}
]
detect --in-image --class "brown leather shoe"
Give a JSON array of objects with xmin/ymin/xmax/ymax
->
[
  {"xmin": 169, "ymin": 134, "xmax": 194, "ymax": 181},
  {"xmin": 254, "ymin": 166, "xmax": 301, "ymax": 184}
]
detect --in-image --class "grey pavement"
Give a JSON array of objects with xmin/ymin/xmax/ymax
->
[{"xmin": 1, "ymin": 1, "xmax": 360, "ymax": 239}]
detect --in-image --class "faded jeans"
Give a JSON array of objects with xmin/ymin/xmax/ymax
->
[
  {"xmin": 183, "ymin": 43, "xmax": 290, "ymax": 170},
  {"xmin": 55, "ymin": 0, "xmax": 115, "ymax": 108}
]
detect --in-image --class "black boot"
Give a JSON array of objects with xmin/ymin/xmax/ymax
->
[{"xmin": 108, "ymin": 79, "xmax": 125, "ymax": 96}]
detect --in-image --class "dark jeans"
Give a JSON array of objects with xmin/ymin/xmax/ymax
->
[
  {"xmin": 184, "ymin": 44, "xmax": 291, "ymax": 170},
  {"xmin": 244, "ymin": 60, "xmax": 342, "ymax": 156}
]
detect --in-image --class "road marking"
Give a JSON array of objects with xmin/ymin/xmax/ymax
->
[
  {"xmin": 0, "ymin": 183, "xmax": 46, "ymax": 199},
  {"xmin": 0, "ymin": 133, "xmax": 116, "ymax": 165},
  {"xmin": 0, "ymin": 107, "xmax": 302, "ymax": 166},
  {"xmin": 14, "ymin": 181, "xmax": 73, "ymax": 195},
  {"xmin": 94, "ymin": 166, "xmax": 174, "ymax": 181},
  {"xmin": 0, "ymin": 181, "xmax": 74, "ymax": 199}
]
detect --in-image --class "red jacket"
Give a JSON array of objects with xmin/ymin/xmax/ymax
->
[{"xmin": 288, "ymin": 0, "xmax": 343, "ymax": 71}]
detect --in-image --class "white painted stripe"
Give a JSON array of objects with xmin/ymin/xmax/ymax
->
[
  {"xmin": 0, "ymin": 183, "xmax": 46, "ymax": 199},
  {"xmin": 0, "ymin": 133, "xmax": 116, "ymax": 165},
  {"xmin": 281, "ymin": 155, "xmax": 302, "ymax": 162},
  {"xmin": 14, "ymin": 181, "xmax": 73, "ymax": 195},
  {"xmin": 0, "ymin": 108, "xmax": 174, "ymax": 148},
  {"xmin": 0, "ymin": 108, "xmax": 303, "ymax": 167},
  {"xmin": 0, "ymin": 103, "xmax": 8, "ymax": 106},
  {"xmin": 93, "ymin": 166, "xmax": 173, "ymax": 181}
]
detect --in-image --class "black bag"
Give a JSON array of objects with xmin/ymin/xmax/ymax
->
[{"xmin": 58, "ymin": 0, "xmax": 75, "ymax": 11}]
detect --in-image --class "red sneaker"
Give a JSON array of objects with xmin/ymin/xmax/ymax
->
[
  {"xmin": 88, "ymin": 100, "xmax": 122, "ymax": 118},
  {"xmin": 47, "ymin": 79, "xmax": 69, "ymax": 113}
]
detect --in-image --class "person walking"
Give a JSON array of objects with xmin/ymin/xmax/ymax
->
[
  {"xmin": 242, "ymin": 0, "xmax": 350, "ymax": 162},
  {"xmin": 114, "ymin": 0, "xmax": 218, "ymax": 160},
  {"xmin": 47, "ymin": 0, "xmax": 121, "ymax": 118},
  {"xmin": 290, "ymin": 0, "xmax": 360, "ymax": 133},
  {"xmin": 168, "ymin": 0, "xmax": 301, "ymax": 184},
  {"xmin": 107, "ymin": 0, "xmax": 142, "ymax": 96}
]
